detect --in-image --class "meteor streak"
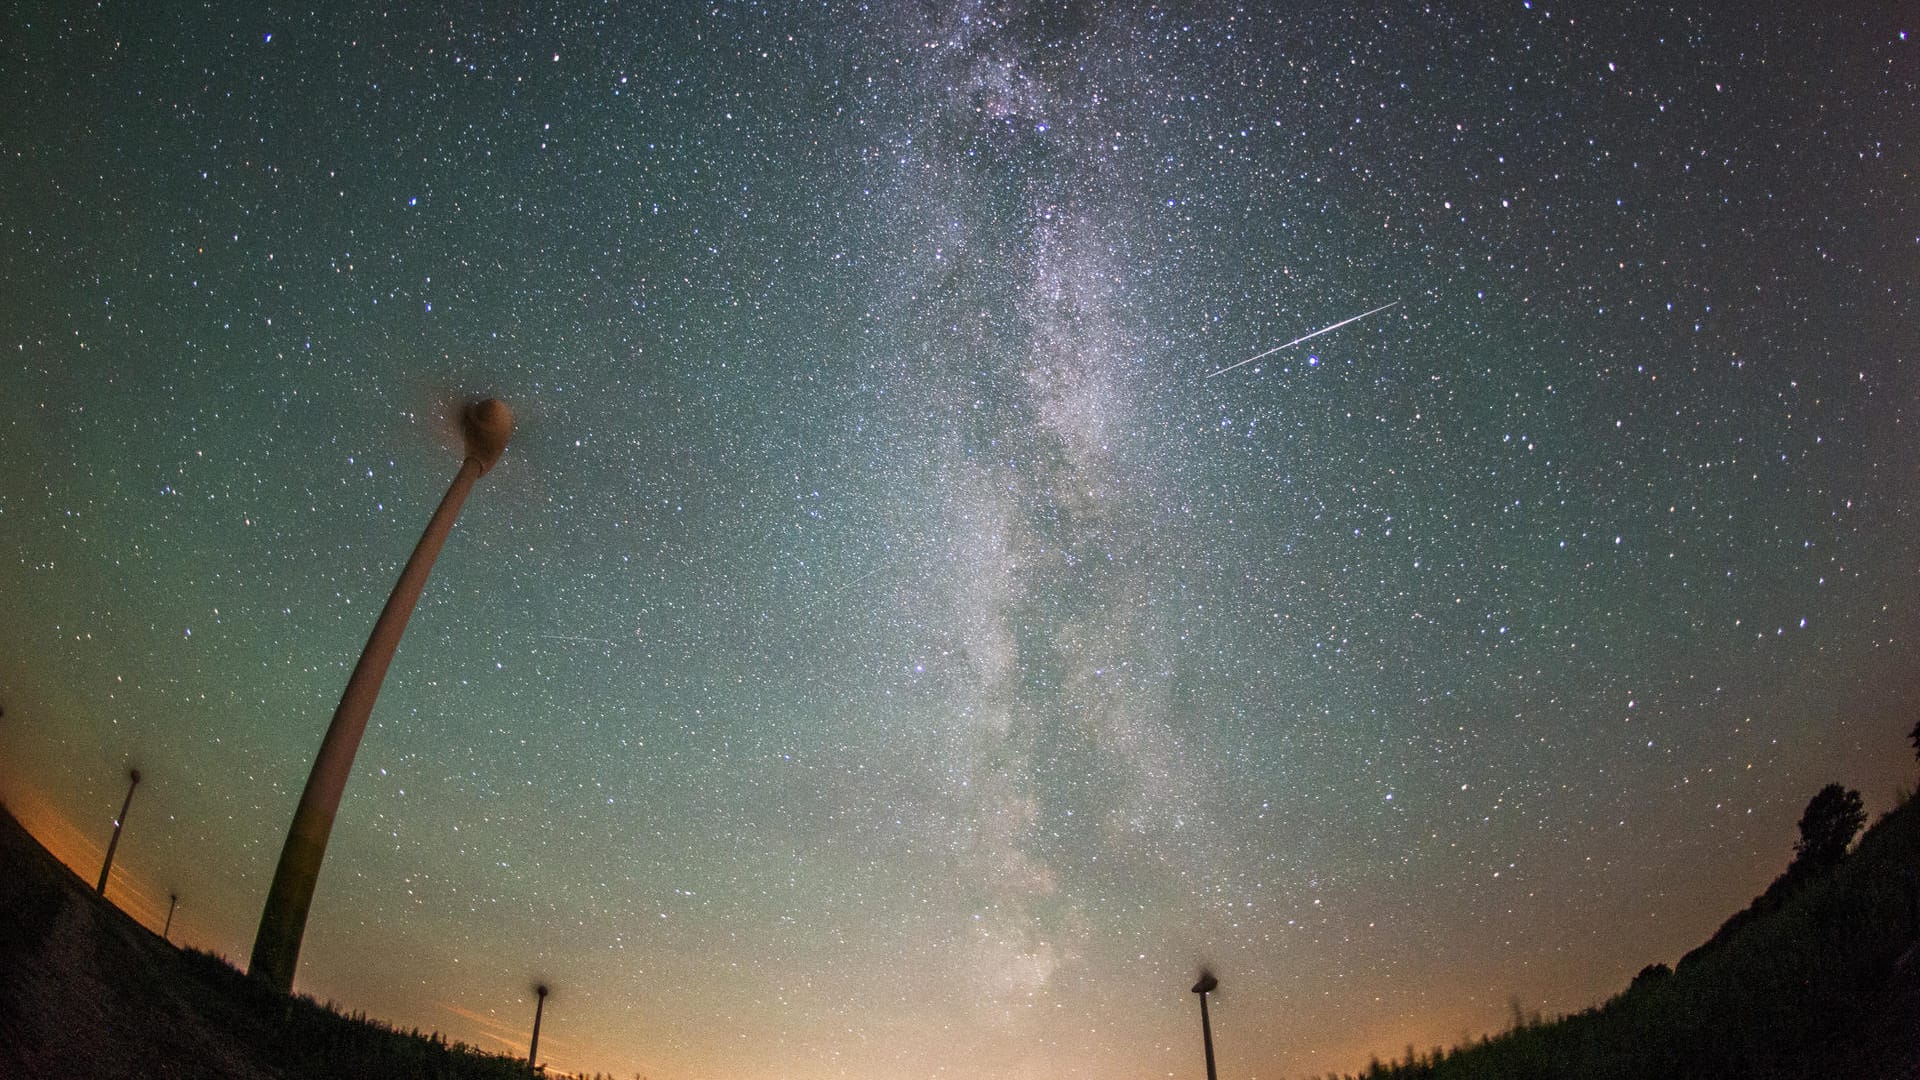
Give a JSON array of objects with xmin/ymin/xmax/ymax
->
[
  {"xmin": 539, "ymin": 633, "xmax": 622, "ymax": 646},
  {"xmin": 1206, "ymin": 301, "xmax": 1399, "ymax": 379}
]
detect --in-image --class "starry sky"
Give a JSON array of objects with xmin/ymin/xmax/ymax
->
[{"xmin": 2, "ymin": 3, "xmax": 1916, "ymax": 1078}]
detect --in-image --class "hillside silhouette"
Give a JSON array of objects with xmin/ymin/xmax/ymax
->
[
  {"xmin": 0, "ymin": 799, "xmax": 542, "ymax": 1080},
  {"xmin": 1329, "ymin": 790, "xmax": 1920, "ymax": 1080},
  {"xmin": 3, "ymin": 792, "xmax": 1918, "ymax": 1078}
]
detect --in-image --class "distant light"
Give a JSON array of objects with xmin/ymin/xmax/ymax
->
[{"xmin": 264, "ymin": 32, "xmax": 273, "ymax": 43}]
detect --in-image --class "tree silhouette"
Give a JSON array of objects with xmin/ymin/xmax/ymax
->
[
  {"xmin": 1790, "ymin": 783, "xmax": 1865, "ymax": 873},
  {"xmin": 1909, "ymin": 717, "xmax": 1919, "ymax": 762}
]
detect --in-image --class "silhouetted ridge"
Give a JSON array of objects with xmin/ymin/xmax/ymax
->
[
  {"xmin": 1323, "ymin": 793, "xmax": 1920, "ymax": 1080},
  {"xmin": 0, "ymin": 799, "xmax": 541, "ymax": 1079},
  {"xmin": 1682, "ymin": 782, "xmax": 1870, "ymax": 969}
]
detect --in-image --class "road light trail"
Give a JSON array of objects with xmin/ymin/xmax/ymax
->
[{"xmin": 1205, "ymin": 301, "xmax": 1399, "ymax": 379}]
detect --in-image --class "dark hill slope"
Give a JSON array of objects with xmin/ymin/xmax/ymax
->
[
  {"xmin": 1339, "ymin": 795, "xmax": 1920, "ymax": 1080},
  {"xmin": 0, "ymin": 800, "xmax": 537, "ymax": 1080}
]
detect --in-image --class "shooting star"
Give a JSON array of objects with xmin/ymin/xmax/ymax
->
[
  {"xmin": 540, "ymin": 633, "xmax": 622, "ymax": 647},
  {"xmin": 829, "ymin": 565, "xmax": 884, "ymax": 596},
  {"xmin": 1206, "ymin": 301, "xmax": 1399, "ymax": 379}
]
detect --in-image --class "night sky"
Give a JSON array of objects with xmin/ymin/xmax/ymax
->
[{"xmin": 2, "ymin": 3, "xmax": 1917, "ymax": 1078}]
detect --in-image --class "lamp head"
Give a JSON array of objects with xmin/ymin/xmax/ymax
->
[{"xmin": 1191, "ymin": 970, "xmax": 1218, "ymax": 995}]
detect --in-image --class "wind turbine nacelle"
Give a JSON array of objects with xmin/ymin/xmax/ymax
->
[{"xmin": 461, "ymin": 399, "xmax": 515, "ymax": 474}]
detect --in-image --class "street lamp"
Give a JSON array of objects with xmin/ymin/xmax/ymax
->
[{"xmin": 249, "ymin": 399, "xmax": 514, "ymax": 992}]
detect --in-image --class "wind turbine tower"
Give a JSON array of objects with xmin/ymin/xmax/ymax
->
[
  {"xmin": 96, "ymin": 767, "xmax": 141, "ymax": 896},
  {"xmin": 249, "ymin": 399, "xmax": 514, "ymax": 992},
  {"xmin": 528, "ymin": 983, "xmax": 550, "ymax": 1070},
  {"xmin": 1192, "ymin": 969, "xmax": 1220, "ymax": 1080}
]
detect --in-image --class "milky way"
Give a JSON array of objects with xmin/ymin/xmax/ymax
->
[{"xmin": 2, "ymin": 4, "xmax": 1916, "ymax": 1078}]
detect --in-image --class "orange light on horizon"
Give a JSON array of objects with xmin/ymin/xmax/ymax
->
[{"xmin": 3, "ymin": 785, "xmax": 170, "ymax": 932}]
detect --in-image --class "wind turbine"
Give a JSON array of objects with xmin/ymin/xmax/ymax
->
[
  {"xmin": 1191, "ymin": 968, "xmax": 1220, "ymax": 1080},
  {"xmin": 249, "ymin": 399, "xmax": 514, "ymax": 992},
  {"xmin": 528, "ymin": 983, "xmax": 550, "ymax": 1071},
  {"xmin": 96, "ymin": 767, "xmax": 141, "ymax": 896}
]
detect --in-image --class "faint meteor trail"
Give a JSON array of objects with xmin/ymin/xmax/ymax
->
[
  {"xmin": 829, "ymin": 564, "xmax": 884, "ymax": 595},
  {"xmin": 1206, "ymin": 301, "xmax": 1399, "ymax": 379},
  {"xmin": 539, "ymin": 633, "xmax": 622, "ymax": 647}
]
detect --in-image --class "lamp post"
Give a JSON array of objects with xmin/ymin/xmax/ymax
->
[
  {"xmin": 163, "ymin": 892, "xmax": 180, "ymax": 941},
  {"xmin": 249, "ymin": 399, "xmax": 514, "ymax": 992},
  {"xmin": 1192, "ymin": 970, "xmax": 1219, "ymax": 1080},
  {"xmin": 96, "ymin": 767, "xmax": 141, "ymax": 896}
]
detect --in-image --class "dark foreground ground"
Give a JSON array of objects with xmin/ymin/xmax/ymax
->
[
  {"xmin": 4, "ymin": 794, "xmax": 1918, "ymax": 1080},
  {"xmin": 0, "ymin": 800, "xmax": 538, "ymax": 1080},
  {"xmin": 1333, "ymin": 793, "xmax": 1920, "ymax": 1080}
]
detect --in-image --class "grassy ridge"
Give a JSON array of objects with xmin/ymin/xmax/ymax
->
[
  {"xmin": 1332, "ymin": 795, "xmax": 1920, "ymax": 1080},
  {"xmin": 169, "ymin": 946, "xmax": 541, "ymax": 1080},
  {"xmin": 0, "ymin": 799, "xmax": 542, "ymax": 1080}
]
